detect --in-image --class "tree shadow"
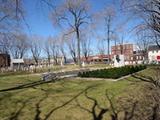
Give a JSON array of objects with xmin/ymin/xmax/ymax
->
[
  {"xmin": 9, "ymin": 98, "xmax": 33, "ymax": 120},
  {"xmin": 131, "ymin": 67, "xmax": 160, "ymax": 88},
  {"xmin": 0, "ymin": 78, "xmax": 62, "ymax": 93},
  {"xmin": 129, "ymin": 67, "xmax": 160, "ymax": 119},
  {"xmin": 74, "ymin": 90, "xmax": 109, "ymax": 120},
  {"xmin": 106, "ymin": 90, "xmax": 139, "ymax": 120},
  {"xmin": 32, "ymin": 84, "xmax": 100, "ymax": 120},
  {"xmin": 73, "ymin": 88, "xmax": 139, "ymax": 120},
  {"xmin": 33, "ymin": 87, "xmax": 49, "ymax": 120},
  {"xmin": 5, "ymin": 85, "xmax": 139, "ymax": 120}
]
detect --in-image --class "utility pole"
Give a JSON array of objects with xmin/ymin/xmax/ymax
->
[
  {"xmin": 105, "ymin": 16, "xmax": 111, "ymax": 65},
  {"xmin": 120, "ymin": 36, "xmax": 124, "ymax": 55},
  {"xmin": 115, "ymin": 38, "xmax": 117, "ymax": 55}
]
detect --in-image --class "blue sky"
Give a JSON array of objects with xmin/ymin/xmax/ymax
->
[
  {"xmin": 23, "ymin": 0, "xmax": 57, "ymax": 36},
  {"xmin": 22, "ymin": 0, "xmax": 140, "ymax": 55},
  {"xmin": 23, "ymin": 0, "xmax": 131, "ymax": 35},
  {"xmin": 23, "ymin": 0, "xmax": 115, "ymax": 36}
]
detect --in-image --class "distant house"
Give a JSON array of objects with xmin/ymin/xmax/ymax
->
[
  {"xmin": 81, "ymin": 54, "xmax": 110, "ymax": 64},
  {"xmin": 148, "ymin": 45, "xmax": 160, "ymax": 64},
  {"xmin": 24, "ymin": 58, "xmax": 35, "ymax": 66},
  {"xmin": 24, "ymin": 57, "xmax": 64, "ymax": 66},
  {"xmin": 91, "ymin": 55, "xmax": 110, "ymax": 63},
  {"xmin": 0, "ymin": 54, "xmax": 10, "ymax": 68},
  {"xmin": 11, "ymin": 59, "xmax": 24, "ymax": 70},
  {"xmin": 131, "ymin": 51, "xmax": 145, "ymax": 64}
]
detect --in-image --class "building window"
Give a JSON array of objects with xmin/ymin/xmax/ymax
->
[
  {"xmin": 139, "ymin": 56, "xmax": 141, "ymax": 59},
  {"xmin": 136, "ymin": 56, "xmax": 139, "ymax": 59}
]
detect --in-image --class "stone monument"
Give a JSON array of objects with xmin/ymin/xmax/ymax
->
[
  {"xmin": 114, "ymin": 55, "xmax": 125, "ymax": 67},
  {"xmin": 82, "ymin": 61, "xmax": 85, "ymax": 67}
]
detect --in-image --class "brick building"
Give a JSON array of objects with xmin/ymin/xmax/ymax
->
[
  {"xmin": 111, "ymin": 44, "xmax": 144, "ymax": 65},
  {"xmin": 111, "ymin": 44, "xmax": 134, "ymax": 56},
  {"xmin": 0, "ymin": 54, "xmax": 10, "ymax": 67},
  {"xmin": 81, "ymin": 54, "xmax": 110, "ymax": 64}
]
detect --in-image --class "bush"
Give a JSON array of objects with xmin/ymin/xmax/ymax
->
[{"xmin": 78, "ymin": 65, "xmax": 146, "ymax": 79}]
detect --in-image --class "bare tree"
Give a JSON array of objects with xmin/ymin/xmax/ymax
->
[
  {"xmin": 121, "ymin": 0, "xmax": 160, "ymax": 47},
  {"xmin": 65, "ymin": 34, "xmax": 77, "ymax": 64},
  {"xmin": 136, "ymin": 29, "xmax": 152, "ymax": 62},
  {"xmin": 97, "ymin": 38, "xmax": 106, "ymax": 55},
  {"xmin": 30, "ymin": 36, "xmax": 42, "ymax": 65},
  {"xmin": 0, "ymin": 0, "xmax": 24, "ymax": 55},
  {"xmin": 81, "ymin": 31, "xmax": 92, "ymax": 63},
  {"xmin": 0, "ymin": 33, "xmax": 12, "ymax": 54},
  {"xmin": 59, "ymin": 34, "xmax": 67, "ymax": 64},
  {"xmin": 59, "ymin": 44, "xmax": 67, "ymax": 64},
  {"xmin": 142, "ymin": 0, "xmax": 160, "ymax": 40},
  {"xmin": 50, "ymin": 36, "xmax": 60, "ymax": 65},
  {"xmin": 10, "ymin": 32, "xmax": 29, "ymax": 59},
  {"xmin": 51, "ymin": 0, "xmax": 90, "ymax": 67},
  {"xmin": 111, "ymin": 31, "xmax": 119, "ymax": 55},
  {"xmin": 0, "ymin": 0, "xmax": 23, "ymax": 26},
  {"xmin": 44, "ymin": 37, "xmax": 52, "ymax": 66},
  {"xmin": 94, "ymin": 32, "xmax": 106, "ymax": 55}
]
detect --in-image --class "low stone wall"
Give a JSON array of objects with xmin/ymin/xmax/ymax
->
[{"xmin": 41, "ymin": 69, "xmax": 90, "ymax": 81}]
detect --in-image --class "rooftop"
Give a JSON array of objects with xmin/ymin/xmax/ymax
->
[
  {"xmin": 11, "ymin": 59, "xmax": 24, "ymax": 63},
  {"xmin": 148, "ymin": 45, "xmax": 160, "ymax": 51}
]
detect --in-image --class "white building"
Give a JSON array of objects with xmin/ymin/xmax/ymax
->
[
  {"xmin": 148, "ymin": 45, "xmax": 160, "ymax": 64},
  {"xmin": 11, "ymin": 59, "xmax": 24, "ymax": 70}
]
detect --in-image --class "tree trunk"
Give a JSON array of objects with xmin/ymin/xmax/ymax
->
[
  {"xmin": 48, "ymin": 57, "xmax": 50, "ymax": 66},
  {"xmin": 76, "ymin": 27, "xmax": 82, "ymax": 67},
  {"xmin": 64, "ymin": 56, "xmax": 67, "ymax": 64}
]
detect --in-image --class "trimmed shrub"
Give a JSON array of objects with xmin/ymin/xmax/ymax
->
[{"xmin": 78, "ymin": 65, "xmax": 146, "ymax": 79}]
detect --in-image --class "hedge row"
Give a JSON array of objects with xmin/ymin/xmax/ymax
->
[{"xmin": 78, "ymin": 65, "xmax": 147, "ymax": 79}]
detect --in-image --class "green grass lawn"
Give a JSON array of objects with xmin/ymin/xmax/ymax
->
[{"xmin": 0, "ymin": 68, "xmax": 150, "ymax": 120}]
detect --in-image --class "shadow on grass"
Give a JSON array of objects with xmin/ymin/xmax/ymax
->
[
  {"xmin": 75, "ymin": 90, "xmax": 109, "ymax": 120},
  {"xmin": 2, "ymin": 80, "xmax": 158, "ymax": 120},
  {"xmin": 1, "ymin": 84, "xmax": 100, "ymax": 120},
  {"xmin": 73, "ymin": 88, "xmax": 139, "ymax": 120},
  {"xmin": 9, "ymin": 98, "xmax": 34, "ymax": 120},
  {"xmin": 0, "ymin": 78, "xmax": 61, "ymax": 93},
  {"xmin": 32, "ymin": 84, "xmax": 100, "ymax": 120}
]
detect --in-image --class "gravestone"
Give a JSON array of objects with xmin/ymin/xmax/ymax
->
[
  {"xmin": 114, "ymin": 55, "xmax": 125, "ymax": 67},
  {"xmin": 61, "ymin": 57, "xmax": 64, "ymax": 67},
  {"xmin": 82, "ymin": 61, "xmax": 85, "ymax": 67}
]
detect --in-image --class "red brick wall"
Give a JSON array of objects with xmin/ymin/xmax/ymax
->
[
  {"xmin": 0, "ymin": 54, "xmax": 10, "ymax": 67},
  {"xmin": 111, "ymin": 44, "xmax": 133, "ymax": 55}
]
